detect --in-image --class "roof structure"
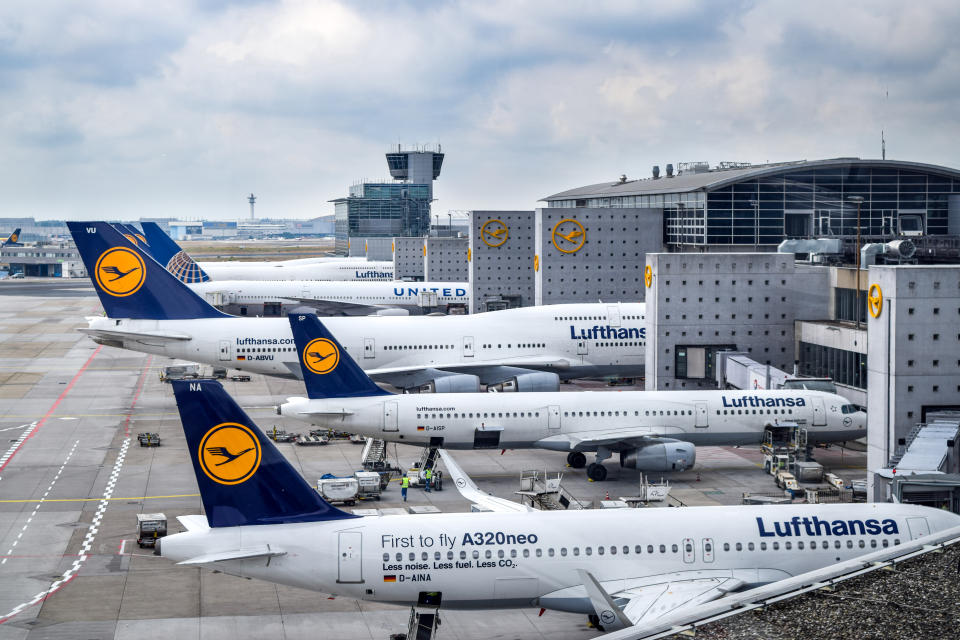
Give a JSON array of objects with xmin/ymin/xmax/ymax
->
[{"xmin": 540, "ymin": 158, "xmax": 960, "ymax": 202}]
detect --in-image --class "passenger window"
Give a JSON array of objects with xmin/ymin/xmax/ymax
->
[
  {"xmin": 773, "ymin": 542, "xmax": 779, "ymax": 550},
  {"xmin": 598, "ymin": 546, "xmax": 604, "ymax": 555},
  {"xmin": 485, "ymin": 550, "xmax": 492, "ymax": 559},
  {"xmin": 498, "ymin": 550, "xmax": 504, "ymax": 558},
  {"xmin": 472, "ymin": 550, "xmax": 479, "ymax": 559},
  {"xmin": 797, "ymin": 541, "xmax": 804, "ymax": 550},
  {"xmin": 671, "ymin": 544, "xmax": 678, "ymax": 553},
  {"xmin": 409, "ymin": 553, "xmax": 415, "ymax": 561},
  {"xmin": 536, "ymin": 549, "xmax": 543, "ymax": 557},
  {"xmin": 447, "ymin": 551, "xmax": 454, "ymax": 560},
  {"xmin": 610, "ymin": 546, "xmax": 617, "ymax": 555},
  {"xmin": 522, "ymin": 549, "xmax": 529, "ymax": 557},
  {"xmin": 548, "ymin": 548, "xmax": 555, "ymax": 557},
  {"xmin": 846, "ymin": 541, "xmax": 853, "ymax": 549},
  {"xmin": 560, "ymin": 548, "xmax": 568, "ymax": 557},
  {"xmin": 735, "ymin": 543, "xmax": 742, "ymax": 551},
  {"xmin": 573, "ymin": 547, "xmax": 580, "ymax": 556},
  {"xmin": 511, "ymin": 549, "xmax": 517, "ymax": 558},
  {"xmin": 460, "ymin": 551, "xmax": 466, "ymax": 560},
  {"xmin": 585, "ymin": 547, "xmax": 592, "ymax": 556},
  {"xmin": 747, "ymin": 542, "xmax": 755, "ymax": 551},
  {"xmin": 434, "ymin": 552, "xmax": 440, "ymax": 560},
  {"xmin": 647, "ymin": 545, "xmax": 654, "ymax": 554},
  {"xmin": 623, "ymin": 546, "xmax": 629, "ymax": 554},
  {"xmin": 383, "ymin": 553, "xmax": 389, "ymax": 561},
  {"xmin": 760, "ymin": 542, "xmax": 767, "ymax": 551},
  {"xmin": 723, "ymin": 543, "xmax": 730, "ymax": 551},
  {"xmin": 659, "ymin": 545, "xmax": 666, "ymax": 554},
  {"xmin": 858, "ymin": 540, "xmax": 865, "ymax": 548},
  {"xmin": 785, "ymin": 542, "xmax": 792, "ymax": 550}
]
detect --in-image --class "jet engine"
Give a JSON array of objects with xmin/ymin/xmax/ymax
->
[
  {"xmin": 408, "ymin": 373, "xmax": 481, "ymax": 393},
  {"xmin": 488, "ymin": 371, "xmax": 560, "ymax": 392},
  {"xmin": 619, "ymin": 439, "xmax": 696, "ymax": 472}
]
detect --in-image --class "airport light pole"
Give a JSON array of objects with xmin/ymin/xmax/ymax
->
[{"xmin": 847, "ymin": 195, "xmax": 865, "ymax": 329}]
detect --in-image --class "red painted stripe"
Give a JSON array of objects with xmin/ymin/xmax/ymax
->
[
  {"xmin": 121, "ymin": 356, "xmax": 153, "ymax": 437},
  {"xmin": 0, "ymin": 346, "xmax": 102, "ymax": 473}
]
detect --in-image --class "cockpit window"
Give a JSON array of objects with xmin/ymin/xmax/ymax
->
[{"xmin": 840, "ymin": 404, "xmax": 862, "ymax": 414}]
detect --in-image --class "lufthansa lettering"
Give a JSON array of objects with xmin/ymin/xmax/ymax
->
[
  {"xmin": 756, "ymin": 516, "xmax": 899, "ymax": 537},
  {"xmin": 569, "ymin": 325, "xmax": 645, "ymax": 340},
  {"xmin": 722, "ymin": 395, "xmax": 806, "ymax": 408},
  {"xmin": 355, "ymin": 271, "xmax": 393, "ymax": 279}
]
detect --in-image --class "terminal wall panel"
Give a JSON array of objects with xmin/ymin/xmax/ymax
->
[
  {"xmin": 468, "ymin": 211, "xmax": 535, "ymax": 313},
  {"xmin": 645, "ymin": 253, "xmax": 829, "ymax": 391},
  {"xmin": 867, "ymin": 265, "xmax": 960, "ymax": 495},
  {"xmin": 424, "ymin": 237, "xmax": 468, "ymax": 282},
  {"xmin": 394, "ymin": 237, "xmax": 425, "ymax": 281},
  {"xmin": 347, "ymin": 237, "xmax": 393, "ymax": 260},
  {"xmin": 534, "ymin": 208, "xmax": 662, "ymax": 306}
]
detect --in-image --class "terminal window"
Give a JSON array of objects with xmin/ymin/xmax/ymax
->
[{"xmin": 675, "ymin": 345, "xmax": 735, "ymax": 380}]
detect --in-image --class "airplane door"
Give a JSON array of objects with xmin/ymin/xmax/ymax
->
[
  {"xmin": 548, "ymin": 406, "xmax": 560, "ymax": 431},
  {"xmin": 218, "ymin": 340, "xmax": 231, "ymax": 362},
  {"xmin": 702, "ymin": 538, "xmax": 715, "ymax": 563},
  {"xmin": 907, "ymin": 517, "xmax": 930, "ymax": 540},
  {"xmin": 383, "ymin": 402, "xmax": 398, "ymax": 432},
  {"xmin": 812, "ymin": 397, "xmax": 826, "ymax": 426},
  {"xmin": 694, "ymin": 402, "xmax": 708, "ymax": 428},
  {"xmin": 337, "ymin": 531, "xmax": 363, "ymax": 583},
  {"xmin": 463, "ymin": 336, "xmax": 475, "ymax": 358},
  {"xmin": 576, "ymin": 340, "xmax": 588, "ymax": 356},
  {"xmin": 607, "ymin": 305, "xmax": 621, "ymax": 327},
  {"xmin": 363, "ymin": 338, "xmax": 375, "ymax": 359},
  {"xmin": 682, "ymin": 538, "xmax": 695, "ymax": 564}
]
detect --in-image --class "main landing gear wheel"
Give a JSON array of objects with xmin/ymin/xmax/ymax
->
[
  {"xmin": 567, "ymin": 452, "xmax": 587, "ymax": 468},
  {"xmin": 587, "ymin": 614, "xmax": 605, "ymax": 631},
  {"xmin": 586, "ymin": 463, "xmax": 607, "ymax": 482}
]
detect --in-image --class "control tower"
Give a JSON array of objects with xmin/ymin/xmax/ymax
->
[
  {"xmin": 385, "ymin": 144, "xmax": 444, "ymax": 202},
  {"xmin": 332, "ymin": 144, "xmax": 444, "ymax": 254}
]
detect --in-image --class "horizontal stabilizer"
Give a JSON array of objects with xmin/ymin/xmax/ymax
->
[
  {"xmin": 178, "ymin": 544, "xmax": 286, "ymax": 565},
  {"xmin": 79, "ymin": 326, "xmax": 192, "ymax": 342},
  {"xmin": 176, "ymin": 515, "xmax": 210, "ymax": 531}
]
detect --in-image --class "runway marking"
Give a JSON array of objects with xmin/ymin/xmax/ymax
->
[
  {"xmin": 0, "ymin": 345, "xmax": 102, "ymax": 474},
  {"xmin": 0, "ymin": 355, "xmax": 151, "ymax": 625},
  {"xmin": 1, "ymin": 441, "xmax": 78, "ymax": 567},
  {"xmin": 0, "ymin": 493, "xmax": 201, "ymax": 503},
  {"xmin": 0, "ymin": 424, "xmax": 33, "ymax": 433}
]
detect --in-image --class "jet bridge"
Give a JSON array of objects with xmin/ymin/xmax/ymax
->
[{"xmin": 715, "ymin": 351, "xmax": 836, "ymax": 393}]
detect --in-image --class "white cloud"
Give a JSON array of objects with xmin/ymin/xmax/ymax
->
[{"xmin": 0, "ymin": 0, "xmax": 958, "ymax": 219}]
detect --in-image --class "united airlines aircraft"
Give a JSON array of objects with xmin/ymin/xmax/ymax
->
[
  {"xmin": 160, "ymin": 379, "xmax": 959, "ymax": 631},
  {"xmin": 68, "ymin": 222, "xmax": 645, "ymax": 391},
  {"xmin": 280, "ymin": 314, "xmax": 865, "ymax": 480},
  {"xmin": 186, "ymin": 279, "xmax": 470, "ymax": 316},
  {"xmin": 139, "ymin": 222, "xmax": 395, "ymax": 282}
]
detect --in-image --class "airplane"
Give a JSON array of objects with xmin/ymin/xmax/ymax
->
[
  {"xmin": 185, "ymin": 279, "xmax": 471, "ymax": 317},
  {"xmin": 67, "ymin": 221, "xmax": 646, "ymax": 391},
  {"xmin": 1, "ymin": 228, "xmax": 22, "ymax": 247},
  {"xmin": 139, "ymin": 222, "xmax": 395, "ymax": 282},
  {"xmin": 279, "ymin": 314, "xmax": 866, "ymax": 481},
  {"xmin": 160, "ymin": 378, "xmax": 960, "ymax": 631}
]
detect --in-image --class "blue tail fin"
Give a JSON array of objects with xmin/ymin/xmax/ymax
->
[
  {"xmin": 289, "ymin": 313, "xmax": 392, "ymax": 399},
  {"xmin": 171, "ymin": 379, "xmax": 356, "ymax": 527},
  {"xmin": 66, "ymin": 221, "xmax": 227, "ymax": 320},
  {"xmin": 2, "ymin": 228, "xmax": 21, "ymax": 247},
  {"xmin": 141, "ymin": 222, "xmax": 210, "ymax": 283},
  {"xmin": 114, "ymin": 224, "xmax": 154, "ymax": 260}
]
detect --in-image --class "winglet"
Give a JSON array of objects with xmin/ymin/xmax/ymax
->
[
  {"xmin": 288, "ymin": 313, "xmax": 391, "ymax": 399},
  {"xmin": 577, "ymin": 569, "xmax": 633, "ymax": 631},
  {"xmin": 438, "ymin": 450, "xmax": 532, "ymax": 513},
  {"xmin": 170, "ymin": 379, "xmax": 357, "ymax": 527}
]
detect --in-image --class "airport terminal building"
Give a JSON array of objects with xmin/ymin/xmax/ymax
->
[{"xmin": 543, "ymin": 158, "xmax": 960, "ymax": 248}]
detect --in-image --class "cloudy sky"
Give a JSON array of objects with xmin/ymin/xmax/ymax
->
[{"xmin": 2, "ymin": 0, "xmax": 959, "ymax": 221}]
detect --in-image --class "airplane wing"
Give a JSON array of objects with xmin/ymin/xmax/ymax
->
[
  {"xmin": 438, "ymin": 449, "xmax": 533, "ymax": 513},
  {"xmin": 535, "ymin": 428, "xmax": 688, "ymax": 452},
  {"xmin": 78, "ymin": 326, "xmax": 192, "ymax": 342},
  {"xmin": 578, "ymin": 571, "xmax": 744, "ymax": 629},
  {"xmin": 177, "ymin": 544, "xmax": 286, "ymax": 565}
]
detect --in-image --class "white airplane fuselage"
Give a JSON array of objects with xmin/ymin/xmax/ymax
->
[
  {"xmin": 85, "ymin": 302, "xmax": 646, "ymax": 382},
  {"xmin": 198, "ymin": 260, "xmax": 395, "ymax": 282},
  {"xmin": 161, "ymin": 503, "xmax": 958, "ymax": 612},
  {"xmin": 187, "ymin": 280, "xmax": 470, "ymax": 316},
  {"xmin": 280, "ymin": 389, "xmax": 866, "ymax": 449}
]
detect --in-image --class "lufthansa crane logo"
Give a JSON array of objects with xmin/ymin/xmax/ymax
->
[
  {"xmin": 302, "ymin": 338, "xmax": 340, "ymax": 375},
  {"xmin": 198, "ymin": 422, "xmax": 261, "ymax": 485},
  {"xmin": 480, "ymin": 219, "xmax": 509, "ymax": 248},
  {"xmin": 9, "ymin": 231, "xmax": 18, "ymax": 243},
  {"xmin": 551, "ymin": 219, "xmax": 586, "ymax": 254},
  {"xmin": 868, "ymin": 284, "xmax": 883, "ymax": 318},
  {"xmin": 644, "ymin": 265, "xmax": 653, "ymax": 288},
  {"xmin": 123, "ymin": 234, "xmax": 139, "ymax": 247},
  {"xmin": 94, "ymin": 247, "xmax": 146, "ymax": 297}
]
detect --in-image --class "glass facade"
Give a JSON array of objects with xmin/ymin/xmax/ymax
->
[
  {"xmin": 547, "ymin": 163, "xmax": 960, "ymax": 248},
  {"xmin": 834, "ymin": 287, "xmax": 867, "ymax": 324},
  {"xmin": 334, "ymin": 183, "xmax": 432, "ymax": 253},
  {"xmin": 799, "ymin": 341, "xmax": 868, "ymax": 389}
]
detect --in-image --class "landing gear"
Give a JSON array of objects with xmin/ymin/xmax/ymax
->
[
  {"xmin": 587, "ymin": 614, "xmax": 606, "ymax": 632},
  {"xmin": 586, "ymin": 463, "xmax": 607, "ymax": 482},
  {"xmin": 567, "ymin": 452, "xmax": 586, "ymax": 468}
]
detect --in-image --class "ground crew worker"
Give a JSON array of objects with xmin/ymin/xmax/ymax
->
[
  {"xmin": 401, "ymin": 475, "xmax": 409, "ymax": 501},
  {"xmin": 424, "ymin": 467, "xmax": 432, "ymax": 493}
]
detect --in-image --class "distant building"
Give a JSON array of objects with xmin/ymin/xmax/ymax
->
[{"xmin": 333, "ymin": 145, "xmax": 444, "ymax": 254}]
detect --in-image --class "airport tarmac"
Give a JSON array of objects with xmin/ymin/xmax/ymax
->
[{"xmin": 0, "ymin": 284, "xmax": 868, "ymax": 640}]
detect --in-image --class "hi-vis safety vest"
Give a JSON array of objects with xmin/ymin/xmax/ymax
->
[
  {"xmin": 425, "ymin": 469, "xmax": 432, "ymax": 479},
  {"xmin": 401, "ymin": 477, "xmax": 410, "ymax": 488}
]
